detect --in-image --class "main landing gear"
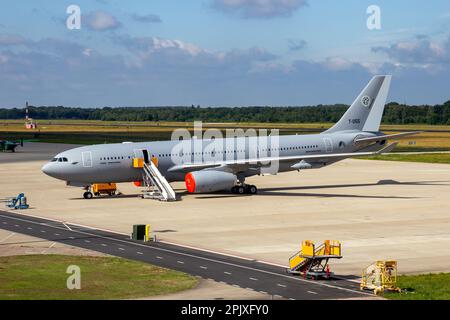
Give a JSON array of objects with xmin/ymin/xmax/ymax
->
[{"xmin": 231, "ymin": 184, "xmax": 258, "ymax": 195}]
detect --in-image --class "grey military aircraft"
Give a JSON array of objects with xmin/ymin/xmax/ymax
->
[{"xmin": 42, "ymin": 75, "xmax": 419, "ymax": 199}]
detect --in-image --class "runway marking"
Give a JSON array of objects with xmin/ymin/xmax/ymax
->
[
  {"xmin": 62, "ymin": 222, "xmax": 73, "ymax": 231},
  {"xmin": 0, "ymin": 232, "xmax": 16, "ymax": 243},
  {"xmin": 84, "ymin": 240, "xmax": 91, "ymax": 243},
  {"xmin": 224, "ymin": 271, "xmax": 232, "ymax": 275},
  {"xmin": 27, "ymin": 227, "xmax": 32, "ymax": 230},
  {"xmin": 41, "ymin": 242, "xmax": 56, "ymax": 254},
  {"xmin": 137, "ymin": 252, "xmax": 143, "ymax": 255},
  {"xmin": 156, "ymin": 256, "xmax": 163, "ymax": 259},
  {"xmin": 308, "ymin": 291, "xmax": 318, "ymax": 295},
  {"xmin": 40, "ymin": 230, "xmax": 46, "ymax": 233},
  {"xmin": 200, "ymin": 266, "xmax": 208, "ymax": 269},
  {"xmin": 0, "ymin": 213, "xmax": 372, "ymax": 297},
  {"xmin": 249, "ymin": 277, "xmax": 258, "ymax": 281},
  {"xmin": 54, "ymin": 233, "xmax": 60, "ymax": 236},
  {"xmin": 277, "ymin": 284, "xmax": 287, "ymax": 288},
  {"xmin": 101, "ymin": 244, "xmax": 107, "ymax": 247},
  {"xmin": 177, "ymin": 261, "xmax": 185, "ymax": 264},
  {"xmin": 69, "ymin": 236, "xmax": 75, "ymax": 240},
  {"xmin": 14, "ymin": 224, "xmax": 19, "ymax": 227},
  {"xmin": 118, "ymin": 247, "xmax": 125, "ymax": 251}
]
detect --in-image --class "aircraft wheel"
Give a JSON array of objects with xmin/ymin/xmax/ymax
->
[
  {"xmin": 83, "ymin": 192, "xmax": 93, "ymax": 199},
  {"xmin": 237, "ymin": 186, "xmax": 245, "ymax": 194},
  {"xmin": 231, "ymin": 186, "xmax": 237, "ymax": 194},
  {"xmin": 248, "ymin": 185, "xmax": 258, "ymax": 195}
]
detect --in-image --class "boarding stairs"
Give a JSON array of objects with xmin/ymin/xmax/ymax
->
[
  {"xmin": 138, "ymin": 160, "xmax": 177, "ymax": 202},
  {"xmin": 288, "ymin": 240, "xmax": 342, "ymax": 279}
]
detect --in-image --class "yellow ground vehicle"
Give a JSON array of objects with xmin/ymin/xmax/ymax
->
[
  {"xmin": 361, "ymin": 261, "xmax": 401, "ymax": 294},
  {"xmin": 92, "ymin": 183, "xmax": 117, "ymax": 197}
]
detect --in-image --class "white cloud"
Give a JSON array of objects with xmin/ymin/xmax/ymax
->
[
  {"xmin": 84, "ymin": 11, "xmax": 121, "ymax": 31},
  {"xmin": 0, "ymin": 34, "xmax": 28, "ymax": 46}
]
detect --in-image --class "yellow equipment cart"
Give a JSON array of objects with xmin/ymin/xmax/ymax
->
[{"xmin": 92, "ymin": 183, "xmax": 117, "ymax": 197}]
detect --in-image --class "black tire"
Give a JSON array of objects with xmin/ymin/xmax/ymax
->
[
  {"xmin": 249, "ymin": 185, "xmax": 258, "ymax": 194},
  {"xmin": 237, "ymin": 186, "xmax": 245, "ymax": 194},
  {"xmin": 83, "ymin": 192, "xmax": 93, "ymax": 199},
  {"xmin": 231, "ymin": 186, "xmax": 237, "ymax": 194}
]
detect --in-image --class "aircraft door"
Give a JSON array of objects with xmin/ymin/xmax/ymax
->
[
  {"xmin": 323, "ymin": 138, "xmax": 333, "ymax": 153},
  {"xmin": 82, "ymin": 151, "xmax": 93, "ymax": 167}
]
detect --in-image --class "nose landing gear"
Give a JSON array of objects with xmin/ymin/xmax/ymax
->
[{"xmin": 83, "ymin": 191, "xmax": 93, "ymax": 199}]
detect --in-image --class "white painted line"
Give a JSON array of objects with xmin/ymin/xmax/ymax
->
[
  {"xmin": 69, "ymin": 237, "xmax": 75, "ymax": 240},
  {"xmin": 160, "ymin": 239, "xmax": 254, "ymax": 262},
  {"xmin": 62, "ymin": 222, "xmax": 73, "ymax": 231},
  {"xmin": 224, "ymin": 271, "xmax": 232, "ymax": 275},
  {"xmin": 14, "ymin": 224, "xmax": 19, "ymax": 227},
  {"xmin": 118, "ymin": 248, "xmax": 125, "ymax": 251},
  {"xmin": 277, "ymin": 284, "xmax": 287, "ymax": 288},
  {"xmin": 101, "ymin": 244, "xmax": 107, "ymax": 247},
  {"xmin": 156, "ymin": 256, "xmax": 163, "ymax": 259},
  {"xmin": 289, "ymin": 298, "xmax": 295, "ymax": 301},
  {"xmin": 307, "ymin": 291, "xmax": 318, "ymax": 295},
  {"xmin": 54, "ymin": 233, "xmax": 60, "ymax": 236},
  {"xmin": 177, "ymin": 261, "xmax": 185, "ymax": 264},
  {"xmin": 40, "ymin": 230, "xmax": 46, "ymax": 233},
  {"xmin": 0, "ymin": 232, "xmax": 16, "ymax": 243},
  {"xmin": 200, "ymin": 266, "xmax": 207, "ymax": 269},
  {"xmin": 84, "ymin": 240, "xmax": 91, "ymax": 243},
  {"xmin": 249, "ymin": 277, "xmax": 258, "ymax": 281},
  {"xmin": 0, "ymin": 213, "xmax": 372, "ymax": 297},
  {"xmin": 137, "ymin": 252, "xmax": 143, "ymax": 255},
  {"xmin": 27, "ymin": 227, "xmax": 32, "ymax": 230}
]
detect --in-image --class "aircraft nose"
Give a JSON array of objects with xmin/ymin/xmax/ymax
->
[{"xmin": 42, "ymin": 163, "xmax": 57, "ymax": 178}]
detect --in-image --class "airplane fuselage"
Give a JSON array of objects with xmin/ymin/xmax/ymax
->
[{"xmin": 42, "ymin": 131, "xmax": 380, "ymax": 186}]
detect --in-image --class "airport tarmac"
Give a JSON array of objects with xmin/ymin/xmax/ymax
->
[{"xmin": 1, "ymin": 143, "xmax": 450, "ymax": 276}]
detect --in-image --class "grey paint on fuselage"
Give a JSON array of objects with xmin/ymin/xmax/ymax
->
[{"xmin": 41, "ymin": 131, "xmax": 378, "ymax": 185}]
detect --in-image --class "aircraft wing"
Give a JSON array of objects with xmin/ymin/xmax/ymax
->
[
  {"xmin": 354, "ymin": 131, "xmax": 421, "ymax": 144},
  {"xmin": 168, "ymin": 142, "xmax": 398, "ymax": 173}
]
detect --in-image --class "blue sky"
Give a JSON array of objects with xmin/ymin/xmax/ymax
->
[{"xmin": 0, "ymin": 0, "xmax": 449, "ymax": 107}]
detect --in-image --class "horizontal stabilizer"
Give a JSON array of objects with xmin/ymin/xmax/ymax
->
[{"xmin": 354, "ymin": 131, "xmax": 421, "ymax": 144}]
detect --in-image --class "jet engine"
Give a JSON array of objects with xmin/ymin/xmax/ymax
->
[{"xmin": 185, "ymin": 170, "xmax": 237, "ymax": 193}]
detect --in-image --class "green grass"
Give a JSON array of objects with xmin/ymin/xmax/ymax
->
[
  {"xmin": 384, "ymin": 273, "xmax": 450, "ymax": 300},
  {"xmin": 364, "ymin": 153, "xmax": 450, "ymax": 164},
  {"xmin": 0, "ymin": 255, "xmax": 198, "ymax": 300}
]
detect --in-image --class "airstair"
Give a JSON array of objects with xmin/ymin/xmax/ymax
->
[
  {"xmin": 288, "ymin": 240, "xmax": 342, "ymax": 279},
  {"xmin": 133, "ymin": 158, "xmax": 177, "ymax": 202}
]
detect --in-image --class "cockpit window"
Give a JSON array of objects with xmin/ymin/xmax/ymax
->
[
  {"xmin": 62, "ymin": 158, "xmax": 68, "ymax": 162},
  {"xmin": 51, "ymin": 158, "xmax": 58, "ymax": 162},
  {"xmin": 58, "ymin": 158, "xmax": 63, "ymax": 162}
]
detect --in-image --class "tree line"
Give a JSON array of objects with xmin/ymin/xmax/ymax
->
[{"xmin": 1, "ymin": 101, "xmax": 449, "ymax": 125}]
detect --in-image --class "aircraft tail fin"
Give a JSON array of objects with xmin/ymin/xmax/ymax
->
[{"xmin": 325, "ymin": 75, "xmax": 392, "ymax": 133}]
